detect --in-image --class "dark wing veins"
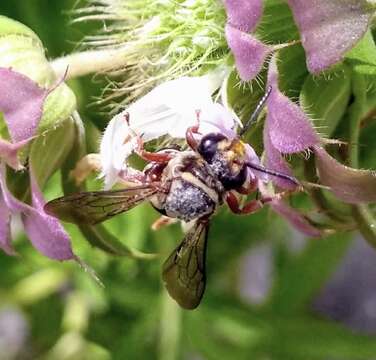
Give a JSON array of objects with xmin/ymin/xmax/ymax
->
[
  {"xmin": 44, "ymin": 185, "xmax": 158, "ymax": 225},
  {"xmin": 162, "ymin": 217, "xmax": 210, "ymax": 309}
]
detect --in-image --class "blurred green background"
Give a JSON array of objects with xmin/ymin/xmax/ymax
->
[{"xmin": 1, "ymin": 1, "xmax": 376, "ymax": 360}]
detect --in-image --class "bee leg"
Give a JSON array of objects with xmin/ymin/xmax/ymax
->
[
  {"xmin": 235, "ymin": 177, "xmax": 258, "ymax": 195},
  {"xmin": 70, "ymin": 153, "xmax": 102, "ymax": 185},
  {"xmin": 135, "ymin": 136, "xmax": 173, "ymax": 163},
  {"xmin": 225, "ymin": 191, "xmax": 263, "ymax": 215},
  {"xmin": 151, "ymin": 216, "xmax": 177, "ymax": 231},
  {"xmin": 260, "ymin": 189, "xmax": 296, "ymax": 204},
  {"xmin": 122, "ymin": 112, "xmax": 173, "ymax": 163},
  {"xmin": 186, "ymin": 110, "xmax": 202, "ymax": 150}
]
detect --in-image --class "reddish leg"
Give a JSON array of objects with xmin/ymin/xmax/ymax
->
[
  {"xmin": 226, "ymin": 191, "xmax": 263, "ymax": 215},
  {"xmin": 261, "ymin": 189, "xmax": 295, "ymax": 204},
  {"xmin": 138, "ymin": 149, "xmax": 173, "ymax": 163},
  {"xmin": 122, "ymin": 112, "xmax": 172, "ymax": 163},
  {"xmin": 135, "ymin": 136, "xmax": 173, "ymax": 163},
  {"xmin": 236, "ymin": 177, "xmax": 258, "ymax": 195},
  {"xmin": 186, "ymin": 110, "xmax": 202, "ymax": 150}
]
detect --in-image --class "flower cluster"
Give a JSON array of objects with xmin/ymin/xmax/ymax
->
[
  {"xmin": 96, "ymin": 0, "xmax": 376, "ymax": 238},
  {"xmin": 224, "ymin": 0, "xmax": 374, "ymax": 79},
  {"xmin": 0, "ymin": 0, "xmax": 375, "ymax": 263},
  {"xmin": 0, "ymin": 68, "xmax": 76, "ymax": 260}
]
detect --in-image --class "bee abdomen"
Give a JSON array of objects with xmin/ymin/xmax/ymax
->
[{"xmin": 164, "ymin": 180, "xmax": 215, "ymax": 222}]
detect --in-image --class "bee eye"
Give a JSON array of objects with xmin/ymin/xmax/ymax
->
[{"xmin": 197, "ymin": 133, "xmax": 227, "ymax": 162}]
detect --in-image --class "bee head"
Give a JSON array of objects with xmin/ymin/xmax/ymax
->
[
  {"xmin": 197, "ymin": 133, "xmax": 247, "ymax": 190},
  {"xmin": 198, "ymin": 133, "xmax": 246, "ymax": 163},
  {"xmin": 197, "ymin": 133, "xmax": 227, "ymax": 163}
]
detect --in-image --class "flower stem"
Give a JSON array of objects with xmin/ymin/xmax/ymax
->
[
  {"xmin": 157, "ymin": 231, "xmax": 182, "ymax": 360},
  {"xmin": 348, "ymin": 72, "xmax": 376, "ymax": 247},
  {"xmin": 50, "ymin": 47, "xmax": 130, "ymax": 80}
]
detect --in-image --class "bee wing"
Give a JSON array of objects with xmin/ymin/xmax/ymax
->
[
  {"xmin": 162, "ymin": 217, "xmax": 210, "ymax": 309},
  {"xmin": 44, "ymin": 185, "xmax": 158, "ymax": 225}
]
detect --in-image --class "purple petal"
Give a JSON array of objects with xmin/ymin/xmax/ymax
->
[
  {"xmin": 225, "ymin": 24, "xmax": 272, "ymax": 81},
  {"xmin": 0, "ymin": 164, "xmax": 75, "ymax": 260},
  {"xmin": 223, "ymin": 0, "xmax": 263, "ymax": 33},
  {"xmin": 0, "ymin": 68, "xmax": 48, "ymax": 143},
  {"xmin": 314, "ymin": 146, "xmax": 376, "ymax": 204},
  {"xmin": 271, "ymin": 199, "xmax": 322, "ymax": 237},
  {"xmin": 22, "ymin": 171, "xmax": 75, "ymax": 260},
  {"xmin": 287, "ymin": 0, "xmax": 372, "ymax": 73},
  {"xmin": 266, "ymin": 55, "xmax": 319, "ymax": 153},
  {"xmin": 0, "ymin": 195, "xmax": 16, "ymax": 255},
  {"xmin": 0, "ymin": 137, "xmax": 34, "ymax": 170},
  {"xmin": 263, "ymin": 121, "xmax": 297, "ymax": 190}
]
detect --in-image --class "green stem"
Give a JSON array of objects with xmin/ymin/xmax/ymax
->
[
  {"xmin": 157, "ymin": 231, "xmax": 182, "ymax": 360},
  {"xmin": 50, "ymin": 47, "xmax": 131, "ymax": 80},
  {"xmin": 348, "ymin": 72, "xmax": 376, "ymax": 246}
]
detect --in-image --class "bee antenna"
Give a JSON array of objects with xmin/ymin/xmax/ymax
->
[
  {"xmin": 239, "ymin": 86, "xmax": 272, "ymax": 136},
  {"xmin": 245, "ymin": 161, "xmax": 300, "ymax": 187}
]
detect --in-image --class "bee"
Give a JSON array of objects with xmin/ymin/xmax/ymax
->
[{"xmin": 45, "ymin": 88, "xmax": 298, "ymax": 309}]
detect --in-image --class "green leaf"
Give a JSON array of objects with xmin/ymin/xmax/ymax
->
[
  {"xmin": 277, "ymin": 45, "xmax": 308, "ymax": 97},
  {"xmin": 267, "ymin": 232, "xmax": 352, "ymax": 315},
  {"xmin": 346, "ymin": 30, "xmax": 376, "ymax": 75},
  {"xmin": 78, "ymin": 223, "xmax": 156, "ymax": 260},
  {"xmin": 300, "ymin": 65, "xmax": 351, "ymax": 137},
  {"xmin": 257, "ymin": 0, "xmax": 299, "ymax": 43},
  {"xmin": 190, "ymin": 300, "xmax": 376, "ymax": 360}
]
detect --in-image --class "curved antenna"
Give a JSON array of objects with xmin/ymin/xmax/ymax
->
[
  {"xmin": 245, "ymin": 161, "xmax": 300, "ymax": 187},
  {"xmin": 239, "ymin": 86, "xmax": 272, "ymax": 136}
]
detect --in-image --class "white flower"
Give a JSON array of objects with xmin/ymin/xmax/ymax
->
[{"xmin": 100, "ymin": 68, "xmax": 235, "ymax": 188}]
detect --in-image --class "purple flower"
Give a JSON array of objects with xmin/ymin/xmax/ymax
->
[
  {"xmin": 223, "ymin": 0, "xmax": 263, "ymax": 33},
  {"xmin": 225, "ymin": 24, "xmax": 272, "ymax": 82},
  {"xmin": 0, "ymin": 164, "xmax": 75, "ymax": 259},
  {"xmin": 0, "ymin": 67, "xmax": 76, "ymax": 260},
  {"xmin": 0, "ymin": 68, "xmax": 49, "ymax": 143},
  {"xmin": 264, "ymin": 54, "xmax": 376, "ymax": 205},
  {"xmin": 314, "ymin": 146, "xmax": 376, "ymax": 204},
  {"xmin": 287, "ymin": 0, "xmax": 373, "ymax": 73},
  {"xmin": 263, "ymin": 55, "xmax": 319, "ymax": 190},
  {"xmin": 270, "ymin": 198, "xmax": 322, "ymax": 237},
  {"xmin": 223, "ymin": 0, "xmax": 272, "ymax": 81}
]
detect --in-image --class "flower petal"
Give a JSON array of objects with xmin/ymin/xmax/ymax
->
[
  {"xmin": 225, "ymin": 24, "xmax": 272, "ymax": 81},
  {"xmin": 263, "ymin": 121, "xmax": 296, "ymax": 189},
  {"xmin": 287, "ymin": 0, "xmax": 372, "ymax": 73},
  {"xmin": 223, "ymin": 0, "xmax": 263, "ymax": 33},
  {"xmin": 100, "ymin": 72, "xmax": 229, "ymax": 187},
  {"xmin": 126, "ymin": 74, "xmax": 221, "ymax": 139},
  {"xmin": 271, "ymin": 198, "xmax": 322, "ymax": 237},
  {"xmin": 0, "ymin": 164, "xmax": 75, "ymax": 260},
  {"xmin": 198, "ymin": 103, "xmax": 237, "ymax": 139},
  {"xmin": 0, "ymin": 68, "xmax": 48, "ymax": 143},
  {"xmin": 22, "ymin": 171, "xmax": 75, "ymax": 260},
  {"xmin": 0, "ymin": 137, "xmax": 34, "ymax": 170},
  {"xmin": 266, "ymin": 55, "xmax": 319, "ymax": 153},
  {"xmin": 0, "ymin": 194, "xmax": 16, "ymax": 255},
  {"xmin": 99, "ymin": 114, "xmax": 139, "ymax": 188},
  {"xmin": 314, "ymin": 146, "xmax": 376, "ymax": 204}
]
